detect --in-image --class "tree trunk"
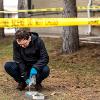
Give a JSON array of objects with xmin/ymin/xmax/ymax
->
[
  {"xmin": 28, "ymin": 0, "xmax": 33, "ymax": 14},
  {"xmin": 28, "ymin": 0, "xmax": 32, "ymax": 9},
  {"xmin": 18, "ymin": 0, "xmax": 28, "ymax": 18},
  {"xmin": 18, "ymin": 0, "xmax": 29, "ymax": 31},
  {"xmin": 62, "ymin": 0, "xmax": 79, "ymax": 53},
  {"xmin": 0, "ymin": 0, "xmax": 5, "ymax": 38}
]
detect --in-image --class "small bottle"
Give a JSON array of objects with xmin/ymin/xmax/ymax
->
[
  {"xmin": 31, "ymin": 75, "xmax": 36, "ymax": 85},
  {"xmin": 29, "ymin": 75, "xmax": 36, "ymax": 87}
]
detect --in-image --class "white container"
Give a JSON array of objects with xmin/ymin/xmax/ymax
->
[
  {"xmin": 29, "ymin": 76, "xmax": 36, "ymax": 86},
  {"xmin": 25, "ymin": 91, "xmax": 45, "ymax": 100}
]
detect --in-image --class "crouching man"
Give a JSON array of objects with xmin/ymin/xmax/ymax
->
[{"xmin": 4, "ymin": 30, "xmax": 50, "ymax": 91}]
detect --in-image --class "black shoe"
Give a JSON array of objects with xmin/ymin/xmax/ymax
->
[
  {"xmin": 34, "ymin": 83, "xmax": 42, "ymax": 91},
  {"xmin": 16, "ymin": 82, "xmax": 27, "ymax": 91}
]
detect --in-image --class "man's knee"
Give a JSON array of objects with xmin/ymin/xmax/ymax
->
[
  {"xmin": 42, "ymin": 66, "xmax": 50, "ymax": 75},
  {"xmin": 4, "ymin": 62, "xmax": 12, "ymax": 71},
  {"xmin": 4, "ymin": 62, "xmax": 17, "ymax": 72}
]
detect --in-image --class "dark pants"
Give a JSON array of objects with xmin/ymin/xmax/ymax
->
[{"xmin": 4, "ymin": 61, "xmax": 50, "ymax": 84}]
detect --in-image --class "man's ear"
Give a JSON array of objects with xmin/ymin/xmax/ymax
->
[
  {"xmin": 29, "ymin": 36, "xmax": 31, "ymax": 41},
  {"xmin": 16, "ymin": 39, "xmax": 20, "ymax": 44}
]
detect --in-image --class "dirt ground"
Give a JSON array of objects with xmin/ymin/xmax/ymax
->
[{"xmin": 0, "ymin": 37, "xmax": 100, "ymax": 100}]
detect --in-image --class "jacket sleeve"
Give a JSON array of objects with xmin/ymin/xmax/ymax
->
[
  {"xmin": 13, "ymin": 40, "xmax": 22, "ymax": 63},
  {"xmin": 33, "ymin": 38, "xmax": 49, "ymax": 71},
  {"xmin": 13, "ymin": 40, "xmax": 28, "ymax": 80}
]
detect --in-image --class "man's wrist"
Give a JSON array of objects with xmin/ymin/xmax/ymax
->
[{"xmin": 21, "ymin": 72, "xmax": 28, "ymax": 81}]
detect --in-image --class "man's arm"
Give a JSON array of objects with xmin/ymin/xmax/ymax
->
[
  {"xmin": 33, "ymin": 38, "xmax": 49, "ymax": 71},
  {"xmin": 13, "ymin": 40, "xmax": 28, "ymax": 80},
  {"xmin": 13, "ymin": 40, "xmax": 22, "ymax": 63}
]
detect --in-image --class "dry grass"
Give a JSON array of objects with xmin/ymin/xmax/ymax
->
[{"xmin": 0, "ymin": 36, "xmax": 100, "ymax": 100}]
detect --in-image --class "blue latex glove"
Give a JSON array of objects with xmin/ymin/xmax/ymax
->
[
  {"xmin": 25, "ymin": 79, "xmax": 30, "ymax": 85},
  {"xmin": 25, "ymin": 68, "xmax": 37, "ymax": 85},
  {"xmin": 30, "ymin": 68, "xmax": 37, "ymax": 78}
]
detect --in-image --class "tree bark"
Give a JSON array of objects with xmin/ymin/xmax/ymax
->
[
  {"xmin": 28, "ymin": 0, "xmax": 32, "ymax": 10},
  {"xmin": 0, "ymin": 0, "xmax": 5, "ymax": 38},
  {"xmin": 18, "ymin": 0, "xmax": 29, "ymax": 31},
  {"xmin": 18, "ymin": 0, "xmax": 28, "ymax": 18},
  {"xmin": 62, "ymin": 0, "xmax": 79, "ymax": 53},
  {"xmin": 28, "ymin": 0, "xmax": 33, "ymax": 14}
]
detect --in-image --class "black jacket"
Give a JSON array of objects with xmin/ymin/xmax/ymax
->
[{"xmin": 13, "ymin": 32, "xmax": 49, "ymax": 73}]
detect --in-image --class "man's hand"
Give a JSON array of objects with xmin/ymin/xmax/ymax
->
[
  {"xmin": 25, "ymin": 79, "xmax": 31, "ymax": 85},
  {"xmin": 25, "ymin": 68, "xmax": 37, "ymax": 85},
  {"xmin": 30, "ymin": 68, "xmax": 37, "ymax": 78}
]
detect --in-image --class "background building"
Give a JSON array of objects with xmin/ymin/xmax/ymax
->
[
  {"xmin": 3, "ymin": 0, "xmax": 18, "ymax": 35},
  {"xmin": 30, "ymin": 0, "xmax": 100, "ymax": 36},
  {"xmin": 3, "ymin": 0, "xmax": 100, "ymax": 36}
]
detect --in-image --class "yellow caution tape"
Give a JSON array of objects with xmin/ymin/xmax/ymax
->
[
  {"xmin": 77, "ymin": 6, "xmax": 100, "ymax": 10},
  {"xmin": 0, "ymin": 18, "xmax": 100, "ymax": 28},
  {"xmin": 0, "ymin": 6, "xmax": 100, "ymax": 13},
  {"xmin": 0, "ymin": 8, "xmax": 63, "ymax": 13}
]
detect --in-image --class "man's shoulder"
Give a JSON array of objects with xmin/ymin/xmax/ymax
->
[
  {"xmin": 29, "ymin": 32, "xmax": 39, "ymax": 37},
  {"xmin": 13, "ymin": 39, "xmax": 17, "ymax": 44},
  {"xmin": 31, "ymin": 32, "xmax": 43, "ymax": 43},
  {"xmin": 29, "ymin": 32, "xmax": 45, "ymax": 47},
  {"xmin": 13, "ymin": 39, "xmax": 19, "ymax": 47}
]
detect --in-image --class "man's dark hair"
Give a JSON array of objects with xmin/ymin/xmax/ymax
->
[{"xmin": 15, "ymin": 30, "xmax": 31, "ymax": 40}]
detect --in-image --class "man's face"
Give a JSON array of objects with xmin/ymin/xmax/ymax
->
[{"xmin": 17, "ymin": 37, "xmax": 31, "ymax": 48}]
